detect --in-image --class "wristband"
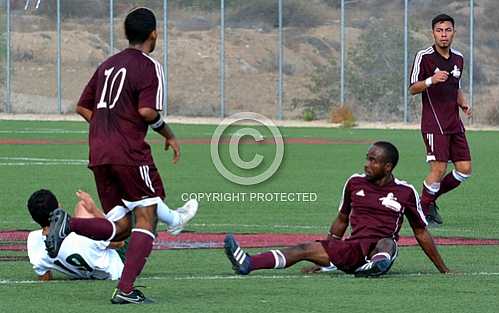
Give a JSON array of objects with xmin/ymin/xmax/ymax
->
[
  {"xmin": 149, "ymin": 114, "xmax": 166, "ymax": 131},
  {"xmin": 425, "ymin": 77, "xmax": 433, "ymax": 87}
]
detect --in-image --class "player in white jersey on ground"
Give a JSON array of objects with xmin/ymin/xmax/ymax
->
[{"xmin": 27, "ymin": 189, "xmax": 125, "ymax": 281}]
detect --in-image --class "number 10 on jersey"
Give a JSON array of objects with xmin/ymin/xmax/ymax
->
[{"xmin": 97, "ymin": 67, "xmax": 127, "ymax": 109}]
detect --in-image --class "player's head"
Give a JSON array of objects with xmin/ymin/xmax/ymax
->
[
  {"xmin": 124, "ymin": 7, "xmax": 157, "ymax": 52},
  {"xmin": 431, "ymin": 14, "xmax": 455, "ymax": 49},
  {"xmin": 364, "ymin": 141, "xmax": 399, "ymax": 181},
  {"xmin": 27, "ymin": 189, "xmax": 59, "ymax": 227}
]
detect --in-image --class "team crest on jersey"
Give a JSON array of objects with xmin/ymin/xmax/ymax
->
[
  {"xmin": 451, "ymin": 65, "xmax": 461, "ymax": 78},
  {"xmin": 379, "ymin": 193, "xmax": 401, "ymax": 212}
]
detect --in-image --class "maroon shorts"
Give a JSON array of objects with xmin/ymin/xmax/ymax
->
[
  {"xmin": 90, "ymin": 164, "xmax": 165, "ymax": 213},
  {"xmin": 319, "ymin": 238, "xmax": 378, "ymax": 274},
  {"xmin": 422, "ymin": 132, "xmax": 471, "ymax": 163}
]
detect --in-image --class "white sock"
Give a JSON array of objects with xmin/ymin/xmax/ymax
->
[
  {"xmin": 270, "ymin": 250, "xmax": 287, "ymax": 269},
  {"xmin": 156, "ymin": 201, "xmax": 181, "ymax": 226}
]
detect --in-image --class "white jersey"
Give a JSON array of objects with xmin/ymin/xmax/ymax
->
[{"xmin": 27, "ymin": 230, "xmax": 123, "ymax": 280}]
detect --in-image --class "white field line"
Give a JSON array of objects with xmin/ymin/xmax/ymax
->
[
  {"xmin": 1, "ymin": 272, "xmax": 499, "ymax": 285},
  {"xmin": 0, "ymin": 129, "xmax": 87, "ymax": 134},
  {"xmin": 0, "ymin": 157, "xmax": 87, "ymax": 166},
  {"xmin": 190, "ymin": 223, "xmax": 325, "ymax": 230}
]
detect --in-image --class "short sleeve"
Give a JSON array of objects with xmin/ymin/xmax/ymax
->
[
  {"xmin": 77, "ymin": 69, "xmax": 99, "ymax": 111},
  {"xmin": 27, "ymin": 231, "xmax": 50, "ymax": 276},
  {"xmin": 338, "ymin": 178, "xmax": 353, "ymax": 215},
  {"xmin": 410, "ymin": 51, "xmax": 429, "ymax": 85},
  {"xmin": 136, "ymin": 60, "xmax": 164, "ymax": 111},
  {"xmin": 403, "ymin": 188, "xmax": 427, "ymax": 230}
]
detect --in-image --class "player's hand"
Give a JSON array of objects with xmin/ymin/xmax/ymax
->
[
  {"xmin": 459, "ymin": 103, "xmax": 472, "ymax": 117},
  {"xmin": 431, "ymin": 71, "xmax": 449, "ymax": 84},
  {"xmin": 76, "ymin": 190, "xmax": 98, "ymax": 213},
  {"xmin": 165, "ymin": 137, "xmax": 180, "ymax": 164},
  {"xmin": 300, "ymin": 265, "xmax": 323, "ymax": 274}
]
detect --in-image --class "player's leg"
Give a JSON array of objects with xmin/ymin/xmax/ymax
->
[
  {"xmin": 224, "ymin": 234, "xmax": 330, "ymax": 275},
  {"xmin": 435, "ymin": 133, "xmax": 472, "ymax": 199},
  {"xmin": 420, "ymin": 133, "xmax": 450, "ymax": 224},
  {"xmin": 354, "ymin": 238, "xmax": 398, "ymax": 277},
  {"xmin": 112, "ymin": 204, "xmax": 157, "ymax": 304}
]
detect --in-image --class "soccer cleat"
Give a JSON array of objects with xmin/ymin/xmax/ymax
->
[
  {"xmin": 45, "ymin": 208, "xmax": 71, "ymax": 258},
  {"xmin": 354, "ymin": 258, "xmax": 392, "ymax": 278},
  {"xmin": 426, "ymin": 202, "xmax": 443, "ymax": 227},
  {"xmin": 224, "ymin": 234, "xmax": 252, "ymax": 275},
  {"xmin": 110, "ymin": 288, "xmax": 154, "ymax": 304},
  {"xmin": 167, "ymin": 199, "xmax": 198, "ymax": 236}
]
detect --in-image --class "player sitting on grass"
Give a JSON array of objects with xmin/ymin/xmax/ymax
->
[
  {"xmin": 27, "ymin": 189, "xmax": 125, "ymax": 281},
  {"xmin": 224, "ymin": 141, "xmax": 449, "ymax": 277}
]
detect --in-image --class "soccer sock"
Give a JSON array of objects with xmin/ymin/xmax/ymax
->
[
  {"xmin": 420, "ymin": 181, "xmax": 440, "ymax": 215},
  {"xmin": 69, "ymin": 217, "xmax": 115, "ymax": 241},
  {"xmin": 435, "ymin": 170, "xmax": 470, "ymax": 199},
  {"xmin": 117, "ymin": 229, "xmax": 154, "ymax": 293},
  {"xmin": 250, "ymin": 250, "xmax": 287, "ymax": 271},
  {"xmin": 156, "ymin": 201, "xmax": 181, "ymax": 227}
]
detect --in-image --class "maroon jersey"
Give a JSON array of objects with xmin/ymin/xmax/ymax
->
[
  {"xmin": 410, "ymin": 45, "xmax": 464, "ymax": 134},
  {"xmin": 338, "ymin": 174, "xmax": 427, "ymax": 241},
  {"xmin": 77, "ymin": 48, "xmax": 164, "ymax": 166}
]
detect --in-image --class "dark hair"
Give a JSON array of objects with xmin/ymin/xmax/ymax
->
[
  {"xmin": 373, "ymin": 141, "xmax": 399, "ymax": 169},
  {"xmin": 124, "ymin": 7, "xmax": 156, "ymax": 45},
  {"xmin": 27, "ymin": 189, "xmax": 59, "ymax": 227},
  {"xmin": 432, "ymin": 14, "xmax": 455, "ymax": 29}
]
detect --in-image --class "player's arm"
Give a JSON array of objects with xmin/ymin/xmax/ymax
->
[
  {"xmin": 457, "ymin": 89, "xmax": 472, "ymax": 117},
  {"xmin": 38, "ymin": 271, "xmax": 53, "ymax": 281},
  {"xmin": 327, "ymin": 212, "xmax": 349, "ymax": 240},
  {"xmin": 76, "ymin": 69, "xmax": 98, "ymax": 123},
  {"xmin": 412, "ymin": 226, "xmax": 449, "ymax": 273},
  {"xmin": 409, "ymin": 71, "xmax": 450, "ymax": 95},
  {"xmin": 139, "ymin": 107, "xmax": 180, "ymax": 164},
  {"xmin": 76, "ymin": 106, "xmax": 93, "ymax": 123}
]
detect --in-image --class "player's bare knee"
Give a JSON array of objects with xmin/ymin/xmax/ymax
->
[
  {"xmin": 373, "ymin": 238, "xmax": 396, "ymax": 256},
  {"xmin": 135, "ymin": 205, "xmax": 158, "ymax": 232},
  {"xmin": 430, "ymin": 162, "xmax": 447, "ymax": 178},
  {"xmin": 455, "ymin": 163, "xmax": 472, "ymax": 176}
]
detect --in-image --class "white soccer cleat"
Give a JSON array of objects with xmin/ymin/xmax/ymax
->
[{"xmin": 167, "ymin": 199, "xmax": 198, "ymax": 236}]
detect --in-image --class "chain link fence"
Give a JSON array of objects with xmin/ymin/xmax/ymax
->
[{"xmin": 0, "ymin": 0, "xmax": 497, "ymax": 125}]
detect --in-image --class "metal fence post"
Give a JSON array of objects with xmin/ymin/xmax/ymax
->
[
  {"xmin": 277, "ymin": 0, "xmax": 283, "ymax": 120},
  {"xmin": 163, "ymin": 0, "xmax": 168, "ymax": 115},
  {"xmin": 220, "ymin": 0, "xmax": 225, "ymax": 117},
  {"xmin": 469, "ymin": 0, "xmax": 474, "ymax": 124},
  {"xmin": 109, "ymin": 0, "xmax": 113, "ymax": 55},
  {"xmin": 57, "ymin": 0, "xmax": 61, "ymax": 113},
  {"xmin": 6, "ymin": 0, "xmax": 11, "ymax": 113},
  {"xmin": 403, "ymin": 0, "xmax": 408, "ymax": 122},
  {"xmin": 340, "ymin": 0, "xmax": 345, "ymax": 105}
]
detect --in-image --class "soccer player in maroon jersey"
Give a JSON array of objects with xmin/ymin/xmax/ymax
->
[
  {"xmin": 45, "ymin": 8, "xmax": 197, "ymax": 304},
  {"xmin": 409, "ymin": 14, "xmax": 472, "ymax": 226},
  {"xmin": 224, "ymin": 142, "xmax": 449, "ymax": 277}
]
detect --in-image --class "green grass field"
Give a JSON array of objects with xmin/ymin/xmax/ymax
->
[{"xmin": 1, "ymin": 120, "xmax": 498, "ymax": 312}]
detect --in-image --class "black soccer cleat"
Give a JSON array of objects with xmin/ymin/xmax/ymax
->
[
  {"xmin": 110, "ymin": 288, "xmax": 154, "ymax": 304},
  {"xmin": 426, "ymin": 202, "xmax": 443, "ymax": 227},
  {"xmin": 224, "ymin": 234, "xmax": 252, "ymax": 275},
  {"xmin": 45, "ymin": 208, "xmax": 71, "ymax": 258},
  {"xmin": 354, "ymin": 258, "xmax": 392, "ymax": 278}
]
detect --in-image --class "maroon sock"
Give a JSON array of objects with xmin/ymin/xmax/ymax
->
[
  {"xmin": 435, "ymin": 172, "xmax": 461, "ymax": 199},
  {"xmin": 420, "ymin": 185, "xmax": 436, "ymax": 216},
  {"xmin": 250, "ymin": 252, "xmax": 275, "ymax": 271},
  {"xmin": 69, "ymin": 218, "xmax": 114, "ymax": 241},
  {"xmin": 118, "ymin": 230, "xmax": 154, "ymax": 293}
]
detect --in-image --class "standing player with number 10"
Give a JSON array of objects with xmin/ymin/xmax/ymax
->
[{"xmin": 45, "ymin": 7, "xmax": 198, "ymax": 304}]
